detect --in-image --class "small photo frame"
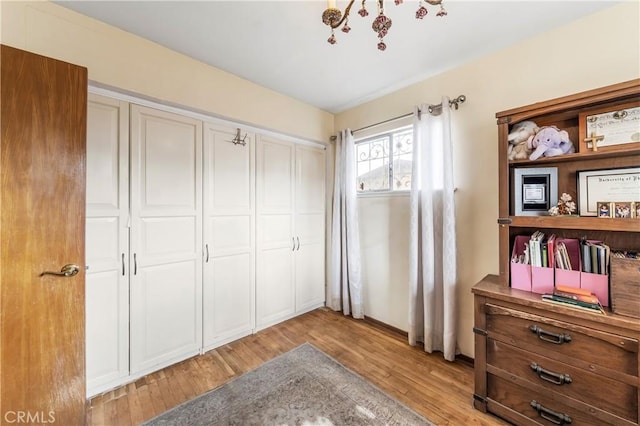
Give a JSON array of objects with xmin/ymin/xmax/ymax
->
[
  {"xmin": 597, "ymin": 201, "xmax": 612, "ymax": 218},
  {"xmin": 634, "ymin": 202, "xmax": 640, "ymax": 218},
  {"xmin": 612, "ymin": 201, "xmax": 633, "ymax": 218}
]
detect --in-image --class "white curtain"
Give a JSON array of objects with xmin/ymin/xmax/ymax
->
[
  {"xmin": 408, "ymin": 98, "xmax": 458, "ymax": 361},
  {"xmin": 328, "ymin": 129, "xmax": 364, "ymax": 318}
]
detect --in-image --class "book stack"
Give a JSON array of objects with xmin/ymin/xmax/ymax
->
[
  {"xmin": 542, "ymin": 285, "xmax": 606, "ymax": 315},
  {"xmin": 579, "ymin": 239, "xmax": 610, "ymax": 274}
]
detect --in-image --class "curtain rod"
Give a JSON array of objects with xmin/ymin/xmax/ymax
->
[
  {"xmin": 330, "ymin": 95, "xmax": 466, "ymax": 141},
  {"xmin": 353, "ymin": 111, "xmax": 413, "ymax": 134}
]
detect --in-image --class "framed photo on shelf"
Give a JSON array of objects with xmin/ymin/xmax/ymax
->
[
  {"xmin": 612, "ymin": 201, "xmax": 633, "ymax": 218},
  {"xmin": 579, "ymin": 101, "xmax": 640, "ymax": 153},
  {"xmin": 597, "ymin": 201, "xmax": 612, "ymax": 218},
  {"xmin": 577, "ymin": 167, "xmax": 640, "ymax": 216},
  {"xmin": 513, "ymin": 167, "xmax": 558, "ymax": 216},
  {"xmin": 634, "ymin": 201, "xmax": 640, "ymax": 218}
]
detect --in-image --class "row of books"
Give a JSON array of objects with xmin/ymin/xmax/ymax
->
[
  {"xmin": 541, "ymin": 285, "xmax": 605, "ymax": 315},
  {"xmin": 511, "ymin": 233, "xmax": 611, "ymax": 275},
  {"xmin": 580, "ymin": 239, "xmax": 610, "ymax": 275}
]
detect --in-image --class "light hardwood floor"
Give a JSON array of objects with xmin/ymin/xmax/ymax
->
[{"xmin": 88, "ymin": 308, "xmax": 507, "ymax": 425}]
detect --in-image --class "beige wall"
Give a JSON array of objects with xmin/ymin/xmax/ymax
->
[
  {"xmin": 1, "ymin": 1, "xmax": 333, "ymax": 142},
  {"xmin": 337, "ymin": 2, "xmax": 640, "ymax": 357}
]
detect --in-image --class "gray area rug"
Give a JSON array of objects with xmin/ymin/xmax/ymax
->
[{"xmin": 143, "ymin": 342, "xmax": 433, "ymax": 425}]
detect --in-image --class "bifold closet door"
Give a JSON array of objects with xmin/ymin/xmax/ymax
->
[
  {"xmin": 130, "ymin": 105, "xmax": 203, "ymax": 374},
  {"xmin": 256, "ymin": 136, "xmax": 295, "ymax": 329},
  {"xmin": 202, "ymin": 124, "xmax": 255, "ymax": 350},
  {"xmin": 294, "ymin": 145, "xmax": 326, "ymax": 312},
  {"xmin": 85, "ymin": 94, "xmax": 130, "ymax": 396}
]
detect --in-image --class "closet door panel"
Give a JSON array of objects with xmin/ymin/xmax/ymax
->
[
  {"xmin": 209, "ymin": 131, "xmax": 253, "ymax": 213},
  {"xmin": 260, "ymin": 214, "xmax": 294, "ymax": 248},
  {"xmin": 203, "ymin": 254, "xmax": 252, "ymax": 346},
  {"xmin": 294, "ymin": 145, "xmax": 326, "ymax": 312},
  {"xmin": 257, "ymin": 247, "xmax": 295, "ymax": 325},
  {"xmin": 85, "ymin": 94, "xmax": 129, "ymax": 396},
  {"xmin": 259, "ymin": 139, "xmax": 294, "ymax": 213},
  {"xmin": 86, "ymin": 101, "xmax": 122, "ymax": 210},
  {"xmin": 130, "ymin": 105, "xmax": 202, "ymax": 374},
  {"xmin": 296, "ymin": 145, "xmax": 326, "ymax": 214},
  {"xmin": 86, "ymin": 218, "xmax": 120, "ymax": 266},
  {"xmin": 140, "ymin": 118, "xmax": 198, "ymax": 210},
  {"xmin": 295, "ymin": 240, "xmax": 326, "ymax": 312},
  {"xmin": 141, "ymin": 217, "xmax": 197, "ymax": 257},
  {"xmin": 85, "ymin": 270, "xmax": 123, "ymax": 379},
  {"xmin": 256, "ymin": 136, "xmax": 295, "ymax": 329},
  {"xmin": 203, "ymin": 124, "xmax": 255, "ymax": 349},
  {"xmin": 210, "ymin": 216, "xmax": 252, "ymax": 254},
  {"xmin": 296, "ymin": 213, "xmax": 325, "ymax": 244},
  {"xmin": 133, "ymin": 261, "xmax": 199, "ymax": 363}
]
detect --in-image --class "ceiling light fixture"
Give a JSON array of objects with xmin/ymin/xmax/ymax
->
[{"xmin": 322, "ymin": 0, "xmax": 447, "ymax": 51}]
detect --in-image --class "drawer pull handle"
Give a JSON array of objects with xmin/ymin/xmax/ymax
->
[
  {"xmin": 530, "ymin": 362, "xmax": 572, "ymax": 385},
  {"xmin": 530, "ymin": 400, "xmax": 572, "ymax": 425},
  {"xmin": 530, "ymin": 325, "xmax": 572, "ymax": 345}
]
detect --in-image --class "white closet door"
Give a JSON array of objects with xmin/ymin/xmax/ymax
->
[
  {"xmin": 85, "ymin": 94, "xmax": 130, "ymax": 396},
  {"xmin": 130, "ymin": 105, "xmax": 203, "ymax": 374},
  {"xmin": 294, "ymin": 145, "xmax": 326, "ymax": 312},
  {"xmin": 202, "ymin": 124, "xmax": 255, "ymax": 350},
  {"xmin": 256, "ymin": 136, "xmax": 295, "ymax": 329}
]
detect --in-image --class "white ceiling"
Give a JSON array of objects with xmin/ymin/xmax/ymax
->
[{"xmin": 54, "ymin": 1, "xmax": 620, "ymax": 113}]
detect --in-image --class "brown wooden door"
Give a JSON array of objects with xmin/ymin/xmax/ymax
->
[{"xmin": 1, "ymin": 45, "xmax": 87, "ymax": 425}]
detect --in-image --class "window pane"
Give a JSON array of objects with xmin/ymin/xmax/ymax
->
[
  {"xmin": 356, "ymin": 137, "xmax": 389, "ymax": 192},
  {"xmin": 392, "ymin": 129, "xmax": 413, "ymax": 191}
]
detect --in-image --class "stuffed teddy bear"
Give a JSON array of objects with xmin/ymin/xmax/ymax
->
[
  {"xmin": 507, "ymin": 120, "xmax": 538, "ymax": 160},
  {"xmin": 527, "ymin": 126, "xmax": 575, "ymax": 160}
]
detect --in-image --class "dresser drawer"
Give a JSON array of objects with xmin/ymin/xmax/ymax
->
[
  {"xmin": 487, "ymin": 339, "xmax": 637, "ymax": 422},
  {"xmin": 485, "ymin": 304, "xmax": 638, "ymax": 377},
  {"xmin": 487, "ymin": 374, "xmax": 633, "ymax": 426}
]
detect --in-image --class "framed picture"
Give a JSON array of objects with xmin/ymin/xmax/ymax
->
[
  {"xmin": 579, "ymin": 101, "xmax": 640, "ymax": 153},
  {"xmin": 612, "ymin": 202, "xmax": 633, "ymax": 218},
  {"xmin": 513, "ymin": 167, "xmax": 558, "ymax": 216},
  {"xmin": 634, "ymin": 202, "xmax": 640, "ymax": 219},
  {"xmin": 596, "ymin": 201, "xmax": 612, "ymax": 218},
  {"xmin": 577, "ymin": 167, "xmax": 640, "ymax": 216}
]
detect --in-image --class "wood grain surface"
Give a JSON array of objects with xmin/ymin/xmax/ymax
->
[{"xmin": 1, "ymin": 45, "xmax": 87, "ymax": 425}]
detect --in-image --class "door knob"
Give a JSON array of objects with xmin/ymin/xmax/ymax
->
[{"xmin": 41, "ymin": 264, "xmax": 80, "ymax": 277}]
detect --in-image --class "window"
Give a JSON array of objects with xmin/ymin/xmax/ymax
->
[{"xmin": 355, "ymin": 126, "xmax": 413, "ymax": 193}]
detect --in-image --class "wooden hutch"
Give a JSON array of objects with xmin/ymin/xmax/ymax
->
[{"xmin": 472, "ymin": 80, "xmax": 640, "ymax": 425}]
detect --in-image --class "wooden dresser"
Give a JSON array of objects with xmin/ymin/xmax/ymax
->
[{"xmin": 473, "ymin": 276, "xmax": 639, "ymax": 425}]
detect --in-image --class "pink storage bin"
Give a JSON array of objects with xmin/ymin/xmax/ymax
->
[
  {"xmin": 581, "ymin": 272, "xmax": 609, "ymax": 307},
  {"xmin": 510, "ymin": 235, "xmax": 532, "ymax": 292},
  {"xmin": 532, "ymin": 266, "xmax": 554, "ymax": 294},
  {"xmin": 511, "ymin": 263, "xmax": 532, "ymax": 292},
  {"xmin": 555, "ymin": 269, "xmax": 581, "ymax": 289}
]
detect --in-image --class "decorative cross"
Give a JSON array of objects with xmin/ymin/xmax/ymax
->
[{"xmin": 584, "ymin": 132, "xmax": 604, "ymax": 152}]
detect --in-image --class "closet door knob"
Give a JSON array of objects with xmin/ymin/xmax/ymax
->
[
  {"xmin": 296, "ymin": 237, "xmax": 300, "ymax": 251},
  {"xmin": 292, "ymin": 237, "xmax": 296, "ymax": 251}
]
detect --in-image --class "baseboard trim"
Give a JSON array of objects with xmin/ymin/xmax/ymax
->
[
  {"xmin": 363, "ymin": 315, "xmax": 407, "ymax": 339},
  {"xmin": 362, "ymin": 314, "xmax": 474, "ymax": 367}
]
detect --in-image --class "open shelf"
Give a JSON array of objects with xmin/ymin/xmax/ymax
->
[
  {"xmin": 505, "ymin": 216, "xmax": 640, "ymax": 232},
  {"xmin": 508, "ymin": 147, "xmax": 640, "ymax": 167}
]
